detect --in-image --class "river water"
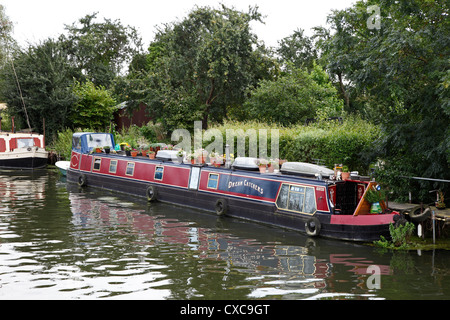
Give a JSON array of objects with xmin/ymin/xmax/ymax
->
[{"xmin": 0, "ymin": 169, "xmax": 449, "ymax": 300}]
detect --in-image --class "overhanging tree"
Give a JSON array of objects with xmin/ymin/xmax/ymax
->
[
  {"xmin": 315, "ymin": 0, "xmax": 450, "ymax": 200},
  {"xmin": 141, "ymin": 4, "xmax": 278, "ymax": 131}
]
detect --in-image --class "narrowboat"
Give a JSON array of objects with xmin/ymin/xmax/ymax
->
[
  {"xmin": 0, "ymin": 132, "xmax": 48, "ymax": 169},
  {"xmin": 66, "ymin": 132, "xmax": 401, "ymax": 242}
]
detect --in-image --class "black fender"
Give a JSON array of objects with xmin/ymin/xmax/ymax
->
[
  {"xmin": 78, "ymin": 174, "xmax": 87, "ymax": 187},
  {"xmin": 146, "ymin": 185, "xmax": 157, "ymax": 202},
  {"xmin": 305, "ymin": 216, "xmax": 321, "ymax": 237},
  {"xmin": 215, "ymin": 199, "xmax": 227, "ymax": 216}
]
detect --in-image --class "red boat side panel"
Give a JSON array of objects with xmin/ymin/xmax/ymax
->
[
  {"xmin": 80, "ymin": 154, "xmax": 92, "ymax": 172},
  {"xmin": 330, "ymin": 213, "xmax": 396, "ymax": 226},
  {"xmin": 314, "ymin": 186, "xmax": 329, "ymax": 212},
  {"xmin": 70, "ymin": 151, "xmax": 80, "ymax": 169},
  {"xmin": 0, "ymin": 138, "xmax": 5, "ymax": 152},
  {"xmin": 161, "ymin": 165, "xmax": 190, "ymax": 188},
  {"xmin": 33, "ymin": 138, "xmax": 41, "ymax": 148},
  {"xmin": 9, "ymin": 138, "xmax": 16, "ymax": 150}
]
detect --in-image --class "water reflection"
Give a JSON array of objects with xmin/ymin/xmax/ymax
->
[{"xmin": 0, "ymin": 170, "xmax": 449, "ymax": 300}]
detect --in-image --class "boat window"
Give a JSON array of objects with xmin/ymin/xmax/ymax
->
[
  {"xmin": 288, "ymin": 190, "xmax": 305, "ymax": 212},
  {"xmin": 109, "ymin": 160, "xmax": 118, "ymax": 173},
  {"xmin": 276, "ymin": 184, "xmax": 289, "ymax": 209},
  {"xmin": 86, "ymin": 133, "xmax": 114, "ymax": 152},
  {"xmin": 93, "ymin": 158, "xmax": 101, "ymax": 171},
  {"xmin": 154, "ymin": 166, "xmax": 164, "ymax": 181},
  {"xmin": 17, "ymin": 138, "xmax": 34, "ymax": 148},
  {"xmin": 126, "ymin": 162, "xmax": 135, "ymax": 176},
  {"xmin": 276, "ymin": 183, "xmax": 316, "ymax": 214},
  {"xmin": 207, "ymin": 173, "xmax": 219, "ymax": 189},
  {"xmin": 304, "ymin": 188, "xmax": 316, "ymax": 213}
]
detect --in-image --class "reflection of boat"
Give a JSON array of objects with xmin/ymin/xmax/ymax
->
[
  {"xmin": 66, "ymin": 186, "xmax": 393, "ymax": 297},
  {"xmin": 55, "ymin": 161, "xmax": 70, "ymax": 176},
  {"xmin": 0, "ymin": 132, "xmax": 48, "ymax": 169},
  {"xmin": 67, "ymin": 132, "xmax": 401, "ymax": 242}
]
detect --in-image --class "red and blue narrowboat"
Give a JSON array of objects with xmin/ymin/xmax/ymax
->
[{"xmin": 66, "ymin": 132, "xmax": 400, "ymax": 242}]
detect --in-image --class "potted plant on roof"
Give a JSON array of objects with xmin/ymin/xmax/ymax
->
[
  {"xmin": 187, "ymin": 153, "xmax": 196, "ymax": 164},
  {"xmin": 103, "ymin": 145, "xmax": 111, "ymax": 154},
  {"xmin": 176, "ymin": 149, "xmax": 184, "ymax": 163},
  {"xmin": 148, "ymin": 150, "xmax": 156, "ymax": 159},
  {"xmin": 258, "ymin": 159, "xmax": 268, "ymax": 173},
  {"xmin": 267, "ymin": 159, "xmax": 277, "ymax": 173},
  {"xmin": 341, "ymin": 165, "xmax": 350, "ymax": 180},
  {"xmin": 214, "ymin": 155, "xmax": 223, "ymax": 167},
  {"xmin": 124, "ymin": 145, "xmax": 132, "ymax": 157}
]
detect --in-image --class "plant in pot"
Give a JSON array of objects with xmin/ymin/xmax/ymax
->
[
  {"xmin": 187, "ymin": 153, "xmax": 196, "ymax": 164},
  {"xmin": 148, "ymin": 150, "xmax": 156, "ymax": 159},
  {"xmin": 176, "ymin": 149, "xmax": 184, "ymax": 163},
  {"xmin": 214, "ymin": 155, "xmax": 223, "ymax": 167},
  {"xmin": 341, "ymin": 165, "xmax": 350, "ymax": 180},
  {"xmin": 436, "ymin": 190, "xmax": 446, "ymax": 210},
  {"xmin": 140, "ymin": 147, "xmax": 148, "ymax": 157},
  {"xmin": 364, "ymin": 186, "xmax": 386, "ymax": 214},
  {"xmin": 103, "ymin": 146, "xmax": 111, "ymax": 154},
  {"xmin": 209, "ymin": 152, "xmax": 217, "ymax": 165},
  {"xmin": 267, "ymin": 159, "xmax": 278, "ymax": 173},
  {"xmin": 258, "ymin": 159, "xmax": 268, "ymax": 173},
  {"xmin": 124, "ymin": 145, "xmax": 132, "ymax": 156}
]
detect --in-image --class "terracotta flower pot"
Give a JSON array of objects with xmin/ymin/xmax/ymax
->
[
  {"xmin": 131, "ymin": 151, "xmax": 138, "ymax": 157},
  {"xmin": 341, "ymin": 172, "xmax": 350, "ymax": 180}
]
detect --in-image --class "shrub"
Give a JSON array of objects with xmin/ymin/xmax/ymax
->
[
  {"xmin": 374, "ymin": 222, "xmax": 415, "ymax": 249},
  {"xmin": 208, "ymin": 116, "xmax": 380, "ymax": 174}
]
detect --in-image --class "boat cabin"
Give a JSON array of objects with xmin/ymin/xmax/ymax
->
[{"xmin": 0, "ymin": 133, "xmax": 44, "ymax": 152}]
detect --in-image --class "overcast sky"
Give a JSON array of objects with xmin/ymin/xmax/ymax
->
[{"xmin": 2, "ymin": 0, "xmax": 355, "ymax": 48}]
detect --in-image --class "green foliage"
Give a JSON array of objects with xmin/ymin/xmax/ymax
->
[
  {"xmin": 374, "ymin": 222, "xmax": 416, "ymax": 250},
  {"xmin": 61, "ymin": 12, "xmax": 143, "ymax": 88},
  {"xmin": 209, "ymin": 116, "xmax": 380, "ymax": 173},
  {"xmin": 242, "ymin": 63, "xmax": 344, "ymax": 126},
  {"xmin": 276, "ymin": 28, "xmax": 318, "ymax": 72},
  {"xmin": 71, "ymin": 81, "xmax": 116, "ymax": 130},
  {"xmin": 0, "ymin": 39, "xmax": 78, "ymax": 138},
  {"xmin": 315, "ymin": 0, "xmax": 450, "ymax": 201},
  {"xmin": 134, "ymin": 4, "xmax": 278, "ymax": 131},
  {"xmin": 49, "ymin": 127, "xmax": 94, "ymax": 160},
  {"xmin": 0, "ymin": 4, "xmax": 15, "ymax": 66},
  {"xmin": 364, "ymin": 187, "xmax": 386, "ymax": 204}
]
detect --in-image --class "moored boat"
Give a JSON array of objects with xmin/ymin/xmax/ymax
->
[
  {"xmin": 55, "ymin": 161, "xmax": 70, "ymax": 176},
  {"xmin": 0, "ymin": 132, "xmax": 48, "ymax": 169},
  {"xmin": 66, "ymin": 132, "xmax": 401, "ymax": 242}
]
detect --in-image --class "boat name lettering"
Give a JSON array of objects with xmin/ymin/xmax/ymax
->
[{"xmin": 228, "ymin": 179, "xmax": 264, "ymax": 195}]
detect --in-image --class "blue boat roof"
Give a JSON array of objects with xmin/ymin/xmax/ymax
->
[{"xmin": 72, "ymin": 132, "xmax": 115, "ymax": 154}]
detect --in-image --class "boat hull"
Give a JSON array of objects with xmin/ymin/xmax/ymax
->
[
  {"xmin": 0, "ymin": 154, "xmax": 47, "ymax": 169},
  {"xmin": 67, "ymin": 168, "xmax": 395, "ymax": 242}
]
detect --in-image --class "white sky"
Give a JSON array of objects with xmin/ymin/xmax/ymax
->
[{"xmin": 2, "ymin": 0, "xmax": 355, "ymax": 48}]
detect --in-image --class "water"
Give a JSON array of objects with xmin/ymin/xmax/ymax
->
[{"xmin": 0, "ymin": 169, "xmax": 449, "ymax": 300}]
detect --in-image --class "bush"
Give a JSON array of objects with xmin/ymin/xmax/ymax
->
[
  {"xmin": 374, "ymin": 222, "xmax": 416, "ymax": 249},
  {"xmin": 208, "ymin": 116, "xmax": 380, "ymax": 174}
]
